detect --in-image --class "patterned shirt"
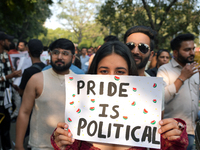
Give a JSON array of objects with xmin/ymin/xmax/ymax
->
[{"xmin": 0, "ymin": 52, "xmax": 12, "ymax": 105}]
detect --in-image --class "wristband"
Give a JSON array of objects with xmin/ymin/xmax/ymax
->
[
  {"xmin": 3, "ymin": 75, "xmax": 6, "ymax": 81},
  {"xmin": 178, "ymin": 77, "xmax": 184, "ymax": 84}
]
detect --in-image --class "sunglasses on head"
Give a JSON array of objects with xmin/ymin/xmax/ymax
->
[{"xmin": 126, "ymin": 42, "xmax": 150, "ymax": 54}]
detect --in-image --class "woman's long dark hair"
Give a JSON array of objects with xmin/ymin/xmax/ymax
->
[{"xmin": 88, "ymin": 41, "xmax": 138, "ymax": 76}]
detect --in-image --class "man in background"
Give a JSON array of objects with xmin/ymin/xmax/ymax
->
[
  {"xmin": 7, "ymin": 41, "xmax": 21, "ymax": 120},
  {"xmin": 15, "ymin": 38, "xmax": 76, "ymax": 149},
  {"xmin": 80, "ymin": 47, "xmax": 89, "ymax": 73},
  {"xmin": 124, "ymin": 26, "xmax": 154, "ymax": 76},
  {"xmin": 123, "ymin": 25, "xmax": 188, "ymax": 149},
  {"xmin": 17, "ymin": 40, "xmax": 27, "ymax": 53},
  {"xmin": 157, "ymin": 33, "xmax": 200, "ymax": 150},
  {"xmin": 87, "ymin": 48, "xmax": 93, "ymax": 57},
  {"xmin": 19, "ymin": 39, "xmax": 46, "ymax": 96},
  {"xmin": 0, "ymin": 31, "xmax": 21, "ymax": 150}
]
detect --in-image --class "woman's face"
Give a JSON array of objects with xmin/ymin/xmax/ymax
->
[
  {"xmin": 157, "ymin": 51, "xmax": 170, "ymax": 67},
  {"xmin": 97, "ymin": 53, "xmax": 129, "ymax": 75}
]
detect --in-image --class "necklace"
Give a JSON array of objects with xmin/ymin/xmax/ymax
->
[{"xmin": 56, "ymin": 74, "xmax": 65, "ymax": 86}]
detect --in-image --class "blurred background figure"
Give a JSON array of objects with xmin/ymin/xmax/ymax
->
[
  {"xmin": 104, "ymin": 35, "xmax": 119, "ymax": 43},
  {"xmin": 0, "ymin": 31, "xmax": 21, "ymax": 150},
  {"xmin": 18, "ymin": 39, "xmax": 46, "ymax": 96},
  {"xmin": 17, "ymin": 40, "xmax": 27, "ymax": 53},
  {"xmin": 146, "ymin": 49, "xmax": 170, "ymax": 77},
  {"xmin": 8, "ymin": 41, "xmax": 20, "ymax": 70},
  {"xmin": 147, "ymin": 52, "xmax": 157, "ymax": 70},
  {"xmin": 80, "ymin": 47, "xmax": 89, "ymax": 73},
  {"xmin": 73, "ymin": 46, "xmax": 81, "ymax": 69},
  {"xmin": 87, "ymin": 47, "xmax": 93, "ymax": 57},
  {"xmin": 88, "ymin": 45, "xmax": 102, "ymax": 69}
]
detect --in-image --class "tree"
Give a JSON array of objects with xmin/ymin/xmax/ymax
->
[
  {"xmin": 97, "ymin": 0, "xmax": 200, "ymax": 50},
  {"xmin": 57, "ymin": 0, "xmax": 103, "ymax": 44},
  {"xmin": 78, "ymin": 21, "xmax": 108, "ymax": 48},
  {"xmin": 0, "ymin": 0, "xmax": 59, "ymax": 40},
  {"xmin": 38, "ymin": 28, "xmax": 75, "ymax": 46}
]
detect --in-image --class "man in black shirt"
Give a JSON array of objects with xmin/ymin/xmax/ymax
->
[{"xmin": 19, "ymin": 39, "xmax": 46, "ymax": 96}]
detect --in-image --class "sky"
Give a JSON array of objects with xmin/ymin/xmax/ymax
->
[
  {"xmin": 44, "ymin": 0, "xmax": 103, "ymax": 30},
  {"xmin": 44, "ymin": 2, "xmax": 64, "ymax": 30}
]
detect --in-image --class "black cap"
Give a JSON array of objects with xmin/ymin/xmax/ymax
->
[{"xmin": 0, "ymin": 31, "xmax": 14, "ymax": 41}]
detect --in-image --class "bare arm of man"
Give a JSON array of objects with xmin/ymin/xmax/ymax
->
[{"xmin": 15, "ymin": 72, "xmax": 43, "ymax": 150}]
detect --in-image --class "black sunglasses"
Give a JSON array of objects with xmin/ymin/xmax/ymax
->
[{"xmin": 126, "ymin": 42, "xmax": 150, "ymax": 54}]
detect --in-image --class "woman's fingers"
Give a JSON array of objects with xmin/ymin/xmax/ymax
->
[
  {"xmin": 55, "ymin": 134, "xmax": 74, "ymax": 146},
  {"xmin": 54, "ymin": 122, "xmax": 74, "ymax": 147},
  {"xmin": 161, "ymin": 128, "xmax": 182, "ymax": 140},
  {"xmin": 159, "ymin": 118, "xmax": 182, "ymax": 140},
  {"xmin": 57, "ymin": 122, "xmax": 68, "ymax": 129}
]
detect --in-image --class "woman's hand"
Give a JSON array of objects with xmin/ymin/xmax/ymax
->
[
  {"xmin": 158, "ymin": 118, "xmax": 182, "ymax": 141},
  {"xmin": 54, "ymin": 122, "xmax": 75, "ymax": 149}
]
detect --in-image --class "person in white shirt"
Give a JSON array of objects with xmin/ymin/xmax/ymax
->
[{"xmin": 157, "ymin": 33, "xmax": 200, "ymax": 150}]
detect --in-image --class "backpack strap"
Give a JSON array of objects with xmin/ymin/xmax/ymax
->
[{"xmin": 32, "ymin": 63, "xmax": 43, "ymax": 71}]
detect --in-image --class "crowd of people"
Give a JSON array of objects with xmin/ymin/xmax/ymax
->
[{"xmin": 0, "ymin": 25, "xmax": 199, "ymax": 150}]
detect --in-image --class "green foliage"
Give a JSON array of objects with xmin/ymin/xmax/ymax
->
[
  {"xmin": 97, "ymin": 0, "xmax": 200, "ymax": 50},
  {"xmin": 37, "ymin": 28, "xmax": 74, "ymax": 46},
  {"xmin": 57, "ymin": 0, "xmax": 106, "ymax": 45},
  {"xmin": 38, "ymin": 26, "xmax": 105, "ymax": 49},
  {"xmin": 0, "ymin": 0, "xmax": 54, "ymax": 40},
  {"xmin": 80, "ymin": 21, "xmax": 107, "ymax": 48}
]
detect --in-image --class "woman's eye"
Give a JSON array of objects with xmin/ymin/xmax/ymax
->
[
  {"xmin": 116, "ymin": 71, "xmax": 125, "ymax": 75},
  {"xmin": 100, "ymin": 70, "xmax": 108, "ymax": 74}
]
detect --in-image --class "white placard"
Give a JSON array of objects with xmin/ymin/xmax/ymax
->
[
  {"xmin": 40, "ymin": 51, "xmax": 50, "ymax": 65},
  {"xmin": 9, "ymin": 54, "xmax": 25, "ymax": 70},
  {"xmin": 10, "ymin": 53, "xmax": 32, "ymax": 86},
  {"xmin": 65, "ymin": 75, "xmax": 163, "ymax": 149}
]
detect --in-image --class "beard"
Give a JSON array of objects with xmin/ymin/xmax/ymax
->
[
  {"xmin": 4, "ymin": 44, "xmax": 9, "ymax": 51},
  {"xmin": 177, "ymin": 52, "xmax": 194, "ymax": 64},
  {"xmin": 51, "ymin": 59, "xmax": 72, "ymax": 72},
  {"xmin": 133, "ymin": 54, "xmax": 150, "ymax": 69}
]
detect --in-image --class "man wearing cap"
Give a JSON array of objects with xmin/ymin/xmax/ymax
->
[
  {"xmin": 15, "ymin": 38, "xmax": 76, "ymax": 150},
  {"xmin": 0, "ymin": 31, "xmax": 21, "ymax": 150},
  {"xmin": 18, "ymin": 39, "xmax": 46, "ymax": 96}
]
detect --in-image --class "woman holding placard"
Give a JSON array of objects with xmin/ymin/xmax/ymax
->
[{"xmin": 51, "ymin": 41, "xmax": 188, "ymax": 150}]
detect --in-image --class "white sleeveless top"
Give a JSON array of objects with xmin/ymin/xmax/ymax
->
[{"xmin": 29, "ymin": 68, "xmax": 74, "ymax": 149}]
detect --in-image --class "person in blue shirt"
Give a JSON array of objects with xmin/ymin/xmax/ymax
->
[
  {"xmin": 42, "ymin": 64, "xmax": 84, "ymax": 74},
  {"xmin": 80, "ymin": 47, "xmax": 89, "ymax": 73}
]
